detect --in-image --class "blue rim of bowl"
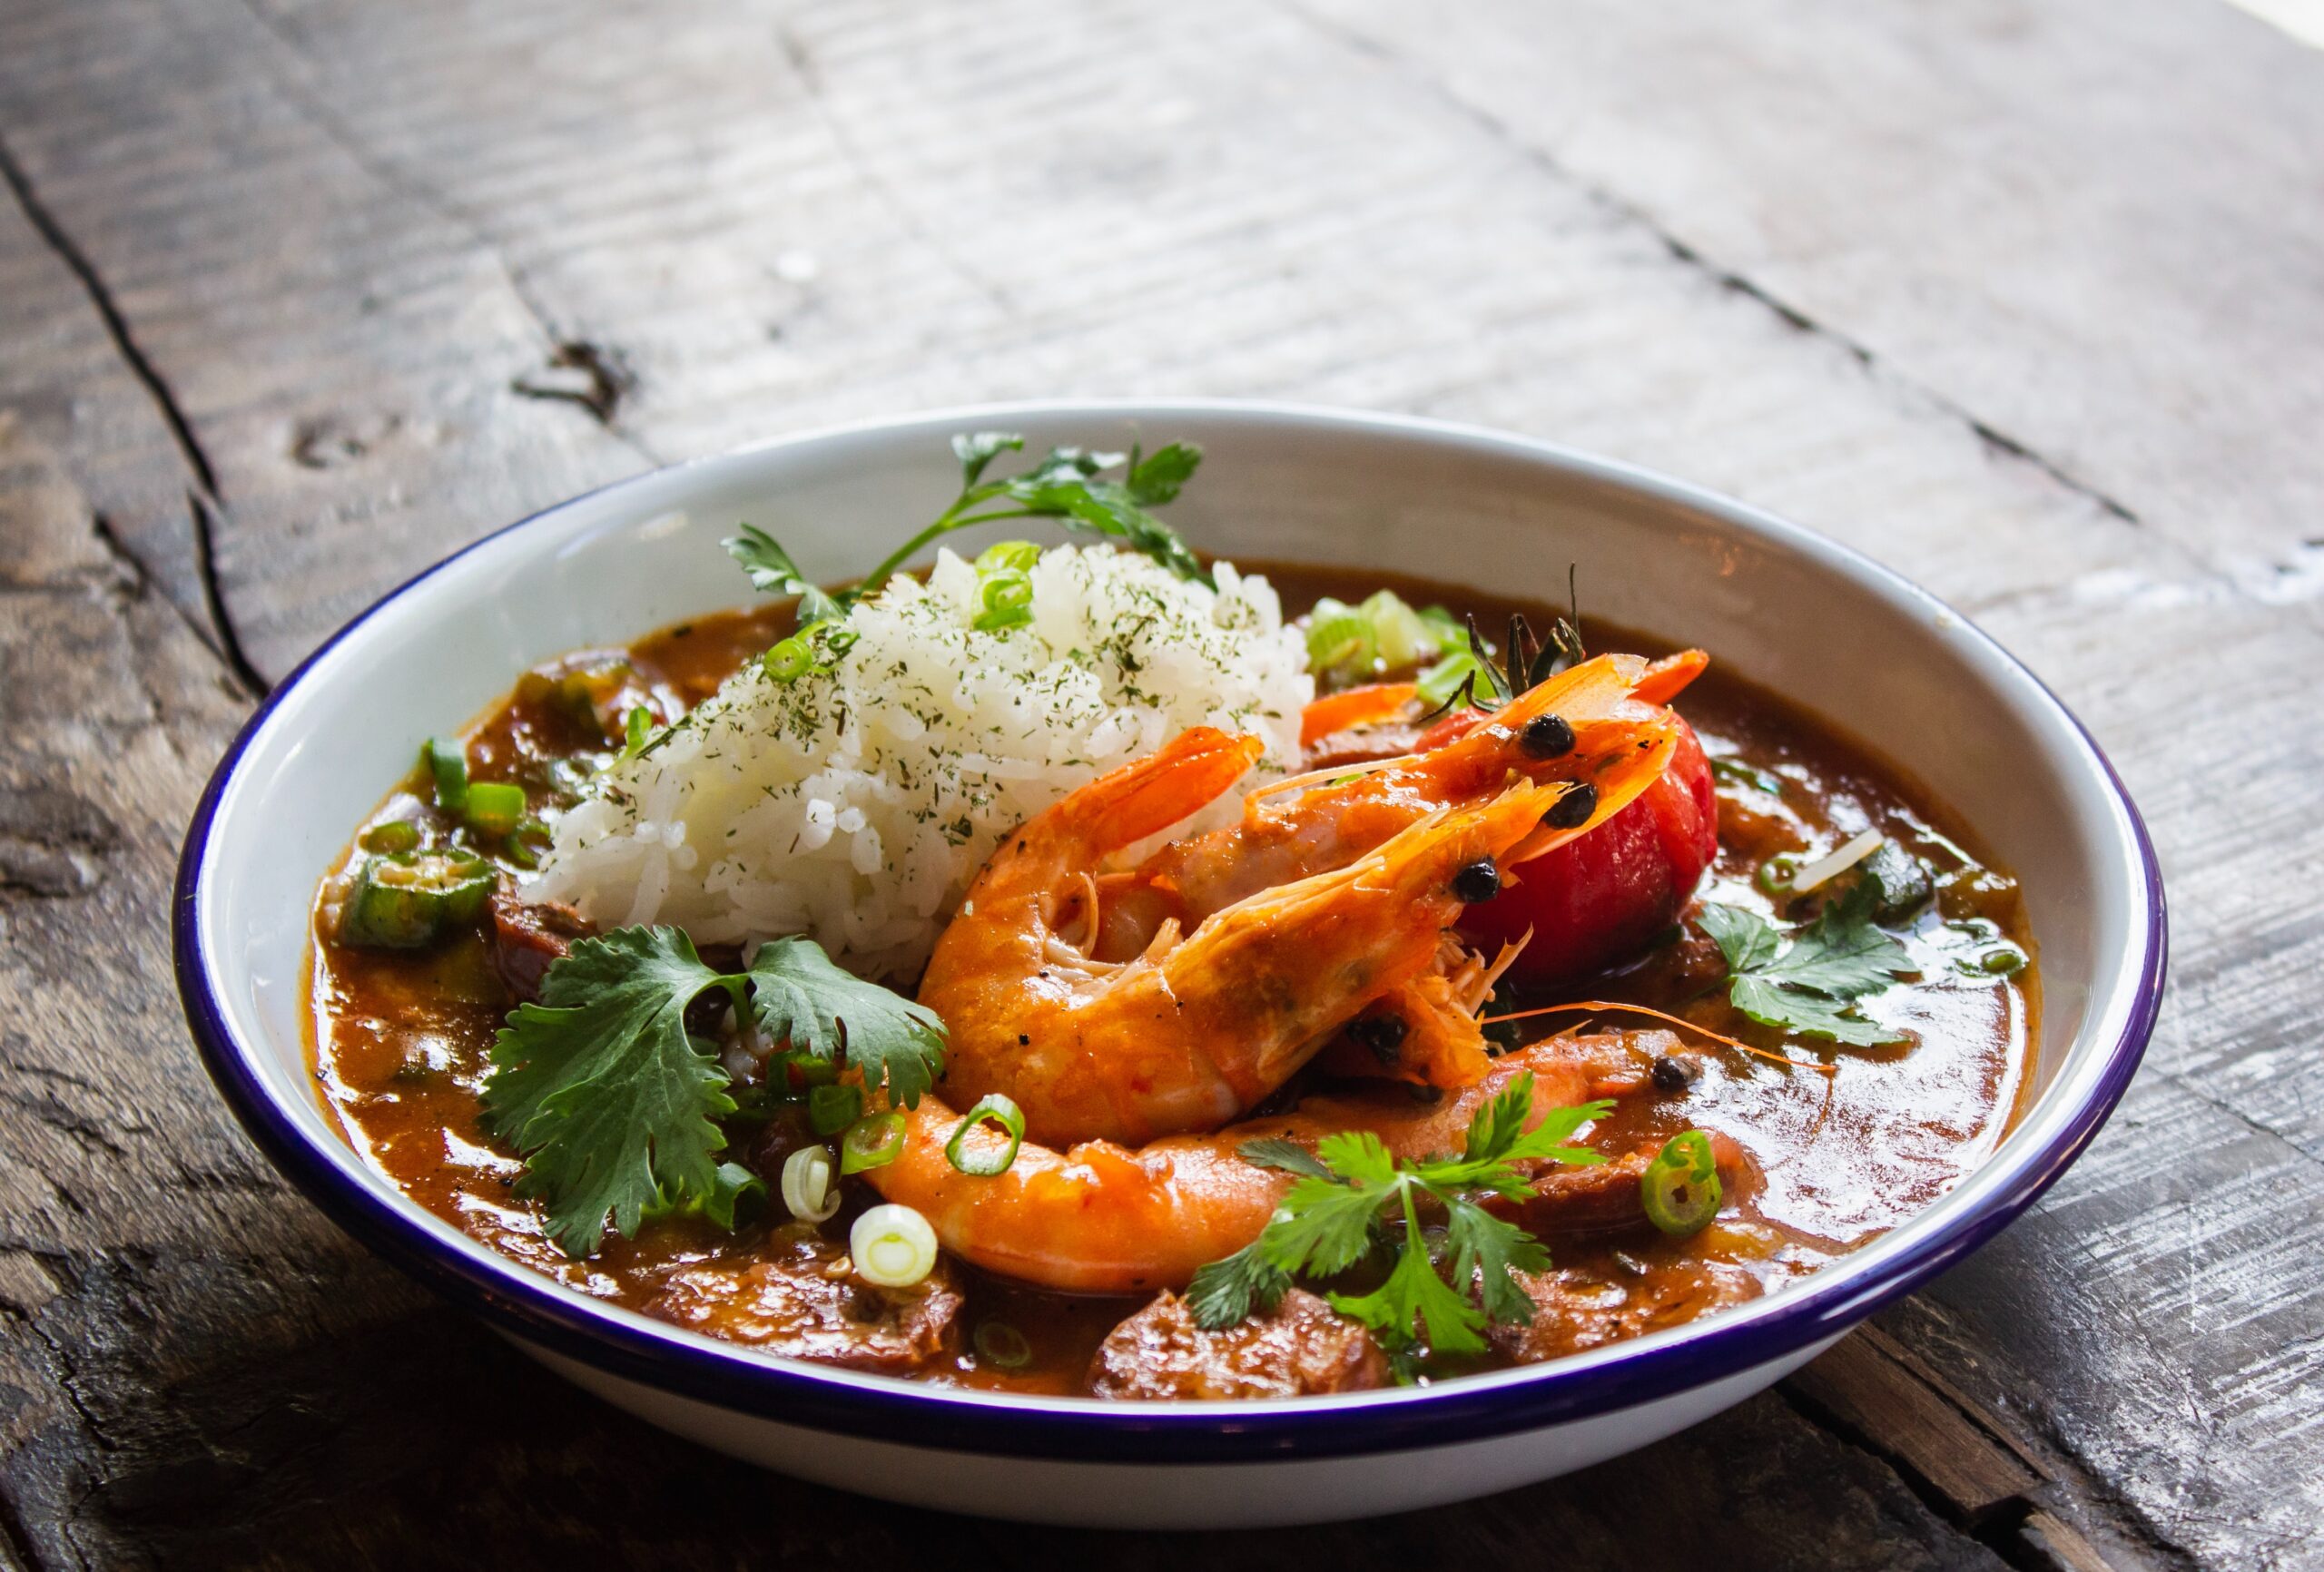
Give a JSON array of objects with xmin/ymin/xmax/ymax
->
[{"xmin": 173, "ymin": 400, "xmax": 2166, "ymax": 1465}]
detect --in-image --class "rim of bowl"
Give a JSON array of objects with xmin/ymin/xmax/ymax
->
[{"xmin": 174, "ymin": 399, "xmax": 2166, "ymax": 1463}]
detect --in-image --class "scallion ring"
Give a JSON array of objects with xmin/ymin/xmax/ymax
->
[
  {"xmin": 972, "ymin": 568, "xmax": 1035, "ymax": 633},
  {"xmin": 1305, "ymin": 604, "xmax": 1375, "ymax": 676},
  {"xmin": 1641, "ymin": 1129, "xmax": 1722, "ymax": 1237},
  {"xmin": 780, "ymin": 1145, "xmax": 843, "ymax": 1223},
  {"xmin": 974, "ymin": 539, "xmax": 1042, "ymax": 575},
  {"xmin": 1755, "ymin": 851, "xmax": 1805, "ymax": 896},
  {"xmin": 505, "ymin": 817, "xmax": 554, "ymax": 870},
  {"xmin": 359, "ymin": 820, "xmax": 421, "ymax": 855},
  {"xmin": 807, "ymin": 1083, "xmax": 863, "ymax": 1137},
  {"xmin": 849, "ymin": 1203, "xmax": 939, "ymax": 1288},
  {"xmin": 973, "ymin": 1320, "xmax": 1033, "ymax": 1369},
  {"xmin": 1963, "ymin": 943, "xmax": 2026, "ymax": 978},
  {"xmin": 840, "ymin": 1110, "xmax": 907, "ymax": 1174},
  {"xmin": 762, "ymin": 635, "xmax": 813, "ymax": 683},
  {"xmin": 944, "ymin": 1093, "xmax": 1026, "ymax": 1176}
]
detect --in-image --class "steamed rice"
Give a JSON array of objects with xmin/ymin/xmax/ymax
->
[{"xmin": 525, "ymin": 544, "xmax": 1313, "ymax": 979}]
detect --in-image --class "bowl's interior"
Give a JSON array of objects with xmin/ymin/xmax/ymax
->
[{"xmin": 191, "ymin": 402, "xmax": 2149, "ymax": 1410}]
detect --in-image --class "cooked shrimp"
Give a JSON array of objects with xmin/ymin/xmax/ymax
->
[
  {"xmin": 916, "ymin": 654, "xmax": 1682, "ymax": 1148},
  {"xmin": 868, "ymin": 1035, "xmax": 1649, "ymax": 1293},
  {"xmin": 1099, "ymin": 653, "xmax": 1680, "ymax": 955}
]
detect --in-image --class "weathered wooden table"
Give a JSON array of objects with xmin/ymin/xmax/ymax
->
[{"xmin": 5, "ymin": 0, "xmax": 2320, "ymax": 1566}]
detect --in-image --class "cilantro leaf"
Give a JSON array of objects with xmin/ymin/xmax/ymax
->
[
  {"xmin": 1444, "ymin": 1196, "xmax": 1551, "ymax": 1326},
  {"xmin": 1761, "ymin": 880, "xmax": 1914, "ymax": 998},
  {"xmin": 1185, "ymin": 1237, "xmax": 1293, "ymax": 1328},
  {"xmin": 480, "ymin": 926, "xmax": 944, "ymax": 1256},
  {"xmin": 1697, "ymin": 902, "xmax": 1780, "ymax": 973},
  {"xmin": 723, "ymin": 525, "xmax": 843, "ymax": 626},
  {"xmin": 1261, "ymin": 1172, "xmax": 1392, "ymax": 1279},
  {"xmin": 1001, "ymin": 467, "xmax": 1214, "ymax": 589},
  {"xmin": 1330, "ymin": 1224, "xmax": 1489, "ymax": 1356},
  {"xmin": 1729, "ymin": 976, "xmax": 1905, "ymax": 1046},
  {"xmin": 1192, "ymin": 1072, "xmax": 1610, "ymax": 1370},
  {"xmin": 1125, "ymin": 441, "xmax": 1202, "ymax": 506},
  {"xmin": 480, "ymin": 927, "xmax": 742, "ymax": 1256},
  {"xmin": 746, "ymin": 935, "xmax": 947, "ymax": 1107},
  {"xmin": 1697, "ymin": 884, "xmax": 1914, "ymax": 1046}
]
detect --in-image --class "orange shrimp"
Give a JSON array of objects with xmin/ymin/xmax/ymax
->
[
  {"xmin": 868, "ymin": 1036, "xmax": 1641, "ymax": 1293},
  {"xmin": 921, "ymin": 744, "xmax": 1578, "ymax": 1148},
  {"xmin": 914, "ymin": 655, "xmax": 1681, "ymax": 1149}
]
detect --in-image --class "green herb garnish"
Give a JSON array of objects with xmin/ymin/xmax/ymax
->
[
  {"xmin": 1186, "ymin": 1074, "xmax": 1609, "ymax": 1367},
  {"xmin": 721, "ymin": 432, "xmax": 1212, "ymax": 653},
  {"xmin": 1695, "ymin": 880, "xmax": 1915, "ymax": 1046},
  {"xmin": 480, "ymin": 926, "xmax": 945, "ymax": 1255}
]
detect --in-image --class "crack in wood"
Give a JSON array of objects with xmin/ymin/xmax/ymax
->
[
  {"xmin": 1780, "ymin": 1331, "xmax": 2199, "ymax": 1572},
  {"xmin": 0, "ymin": 133, "xmax": 267, "ymax": 699}
]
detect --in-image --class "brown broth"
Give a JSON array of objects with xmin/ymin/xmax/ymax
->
[{"xmin": 310, "ymin": 562, "xmax": 2034, "ymax": 1394}]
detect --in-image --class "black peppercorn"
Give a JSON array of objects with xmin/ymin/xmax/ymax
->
[
  {"xmin": 1521, "ymin": 712, "xmax": 1576, "ymax": 758},
  {"xmin": 1651, "ymin": 1054, "xmax": 1703, "ymax": 1093},
  {"xmin": 1451, "ymin": 859, "xmax": 1502, "ymax": 902},
  {"xmin": 1543, "ymin": 782, "xmax": 1598, "ymax": 830},
  {"xmin": 1345, "ymin": 1011, "xmax": 1408, "ymax": 1066}
]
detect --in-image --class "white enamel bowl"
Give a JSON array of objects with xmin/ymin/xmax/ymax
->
[{"xmin": 177, "ymin": 402, "xmax": 2163, "ymax": 1528}]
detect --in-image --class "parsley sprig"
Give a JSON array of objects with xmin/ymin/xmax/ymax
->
[
  {"xmin": 723, "ymin": 430, "xmax": 1211, "ymax": 643},
  {"xmin": 1187, "ymin": 1075, "xmax": 1609, "ymax": 1365},
  {"xmin": 1695, "ymin": 880, "xmax": 1915, "ymax": 1046},
  {"xmin": 480, "ymin": 927, "xmax": 945, "ymax": 1256}
]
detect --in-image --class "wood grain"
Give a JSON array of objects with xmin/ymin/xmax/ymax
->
[{"xmin": 2, "ymin": 0, "xmax": 2319, "ymax": 1567}]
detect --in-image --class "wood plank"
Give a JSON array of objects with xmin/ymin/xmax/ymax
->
[
  {"xmin": 1296, "ymin": 0, "xmax": 2324, "ymax": 604},
  {"xmin": 1786, "ymin": 1326, "xmax": 2043, "ymax": 1528}
]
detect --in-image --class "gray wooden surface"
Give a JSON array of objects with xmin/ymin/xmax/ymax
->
[{"xmin": 3, "ymin": 0, "xmax": 2319, "ymax": 1567}]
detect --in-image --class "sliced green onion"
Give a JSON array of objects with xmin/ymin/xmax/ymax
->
[
  {"xmin": 1361, "ymin": 590, "xmax": 1437, "ymax": 669},
  {"xmin": 642, "ymin": 1160, "xmax": 765, "ymax": 1231},
  {"xmin": 620, "ymin": 705, "xmax": 653, "ymax": 760},
  {"xmin": 1415, "ymin": 647, "xmax": 1489, "ymax": 709},
  {"xmin": 1961, "ymin": 942, "xmax": 2027, "ymax": 979},
  {"xmin": 808, "ymin": 1083, "xmax": 863, "ymax": 1137},
  {"xmin": 943, "ymin": 1093, "xmax": 1026, "ymax": 1176},
  {"xmin": 359, "ymin": 820, "xmax": 421, "ymax": 855},
  {"xmin": 1755, "ymin": 851, "xmax": 1805, "ymax": 896},
  {"xmin": 338, "ymin": 850, "xmax": 495, "ymax": 949},
  {"xmin": 972, "ymin": 568, "xmax": 1035, "ymax": 633},
  {"xmin": 505, "ymin": 817, "xmax": 554, "ymax": 870},
  {"xmin": 780, "ymin": 1145, "xmax": 842, "ymax": 1223},
  {"xmin": 1304, "ymin": 599, "xmax": 1374, "ymax": 676},
  {"xmin": 973, "ymin": 1320, "xmax": 1033, "ymax": 1369},
  {"xmin": 850, "ymin": 1204, "xmax": 939, "ymax": 1288},
  {"xmin": 975, "ymin": 539, "xmax": 1042, "ymax": 575},
  {"xmin": 762, "ymin": 635, "xmax": 814, "ymax": 683},
  {"xmin": 840, "ymin": 1111, "xmax": 907, "ymax": 1174},
  {"xmin": 422, "ymin": 737, "xmax": 469, "ymax": 814},
  {"xmin": 781, "ymin": 1052, "xmax": 839, "ymax": 1090},
  {"xmin": 1416, "ymin": 604, "xmax": 1466, "ymax": 647},
  {"xmin": 463, "ymin": 781, "xmax": 527, "ymax": 836},
  {"xmin": 1642, "ymin": 1130, "xmax": 1722, "ymax": 1237}
]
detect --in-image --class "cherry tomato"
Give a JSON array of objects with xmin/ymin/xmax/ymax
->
[{"xmin": 1459, "ymin": 717, "xmax": 1718, "ymax": 985}]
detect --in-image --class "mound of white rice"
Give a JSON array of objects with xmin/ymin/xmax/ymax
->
[{"xmin": 525, "ymin": 544, "xmax": 1312, "ymax": 979}]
